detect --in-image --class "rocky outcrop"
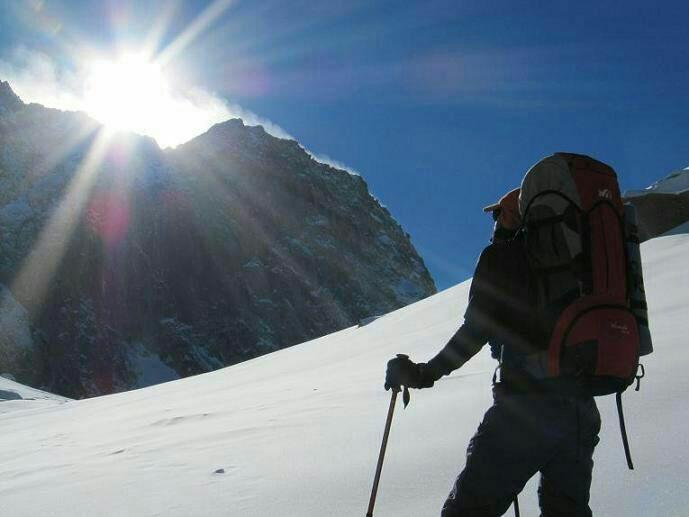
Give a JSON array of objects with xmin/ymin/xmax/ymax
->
[
  {"xmin": 624, "ymin": 168, "xmax": 689, "ymax": 241},
  {"xmin": 0, "ymin": 284, "xmax": 36, "ymax": 382},
  {"xmin": 0, "ymin": 81, "xmax": 23, "ymax": 116},
  {"xmin": 0, "ymin": 82, "xmax": 435, "ymax": 398},
  {"xmin": 624, "ymin": 191, "xmax": 689, "ymax": 241}
]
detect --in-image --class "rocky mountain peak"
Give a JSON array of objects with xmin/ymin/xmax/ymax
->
[
  {"xmin": 191, "ymin": 117, "xmax": 302, "ymax": 157},
  {"xmin": 623, "ymin": 165, "xmax": 689, "ymax": 241},
  {"xmin": 0, "ymin": 81, "xmax": 24, "ymax": 115},
  {"xmin": 626, "ymin": 166, "xmax": 689, "ymax": 198},
  {"xmin": 0, "ymin": 84, "xmax": 436, "ymax": 398}
]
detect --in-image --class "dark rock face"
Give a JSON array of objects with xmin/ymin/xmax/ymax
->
[
  {"xmin": 0, "ymin": 81, "xmax": 23, "ymax": 116},
  {"xmin": 623, "ymin": 168, "xmax": 689, "ymax": 241},
  {"xmin": 624, "ymin": 191, "xmax": 689, "ymax": 242},
  {"xmin": 0, "ymin": 84, "xmax": 436, "ymax": 398}
]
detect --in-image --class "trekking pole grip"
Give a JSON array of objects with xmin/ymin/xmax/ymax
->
[
  {"xmin": 395, "ymin": 354, "xmax": 411, "ymax": 407},
  {"xmin": 366, "ymin": 388, "xmax": 399, "ymax": 517}
]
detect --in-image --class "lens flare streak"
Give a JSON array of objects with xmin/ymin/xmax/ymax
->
[{"xmin": 11, "ymin": 129, "xmax": 113, "ymax": 314}]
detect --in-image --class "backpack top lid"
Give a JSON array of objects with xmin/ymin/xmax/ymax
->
[
  {"xmin": 518, "ymin": 154, "xmax": 585, "ymax": 271},
  {"xmin": 519, "ymin": 152, "xmax": 622, "ymax": 218},
  {"xmin": 517, "ymin": 152, "xmax": 627, "ymax": 299},
  {"xmin": 519, "ymin": 154, "xmax": 582, "ymax": 219}
]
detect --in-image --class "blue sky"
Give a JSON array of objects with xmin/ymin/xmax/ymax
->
[{"xmin": 1, "ymin": 0, "xmax": 687, "ymax": 289}]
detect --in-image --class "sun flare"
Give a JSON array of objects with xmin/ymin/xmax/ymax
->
[
  {"xmin": 83, "ymin": 56, "xmax": 166, "ymax": 133},
  {"xmin": 81, "ymin": 54, "xmax": 217, "ymax": 148}
]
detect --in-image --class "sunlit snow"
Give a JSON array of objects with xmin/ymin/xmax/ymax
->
[{"xmin": 0, "ymin": 230, "xmax": 688, "ymax": 516}]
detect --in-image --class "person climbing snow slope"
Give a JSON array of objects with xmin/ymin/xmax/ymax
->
[{"xmin": 385, "ymin": 153, "xmax": 650, "ymax": 516}]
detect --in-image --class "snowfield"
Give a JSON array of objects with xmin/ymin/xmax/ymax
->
[
  {"xmin": 1, "ymin": 230, "xmax": 688, "ymax": 516},
  {"xmin": 0, "ymin": 375, "xmax": 70, "ymax": 416}
]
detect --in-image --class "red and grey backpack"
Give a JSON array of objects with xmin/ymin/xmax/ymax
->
[{"xmin": 519, "ymin": 152, "xmax": 652, "ymax": 469}]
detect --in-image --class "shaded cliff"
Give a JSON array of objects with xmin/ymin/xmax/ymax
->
[
  {"xmin": 624, "ymin": 168, "xmax": 689, "ymax": 241},
  {"xmin": 0, "ymin": 81, "xmax": 435, "ymax": 397}
]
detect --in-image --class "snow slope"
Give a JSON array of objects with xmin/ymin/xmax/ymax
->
[
  {"xmin": 0, "ymin": 375, "xmax": 70, "ymax": 416},
  {"xmin": 1, "ymin": 232, "xmax": 688, "ymax": 516}
]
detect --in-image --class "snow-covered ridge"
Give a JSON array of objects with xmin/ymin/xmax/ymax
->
[
  {"xmin": 0, "ymin": 375, "xmax": 70, "ymax": 417},
  {"xmin": 1, "ymin": 222, "xmax": 688, "ymax": 516},
  {"xmin": 0, "ymin": 375, "xmax": 69, "ymax": 402},
  {"xmin": 625, "ymin": 167, "xmax": 689, "ymax": 197}
]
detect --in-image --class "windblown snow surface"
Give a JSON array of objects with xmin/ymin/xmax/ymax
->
[{"xmin": 1, "ymin": 230, "xmax": 688, "ymax": 516}]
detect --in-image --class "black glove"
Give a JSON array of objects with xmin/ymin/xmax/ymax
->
[{"xmin": 384, "ymin": 354, "xmax": 435, "ymax": 391}]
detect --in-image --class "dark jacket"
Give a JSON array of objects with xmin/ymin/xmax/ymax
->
[{"xmin": 427, "ymin": 234, "xmax": 552, "ymax": 390}]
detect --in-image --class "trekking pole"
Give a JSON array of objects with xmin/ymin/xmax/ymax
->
[{"xmin": 366, "ymin": 387, "xmax": 399, "ymax": 517}]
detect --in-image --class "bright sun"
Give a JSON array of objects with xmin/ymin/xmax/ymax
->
[
  {"xmin": 84, "ymin": 56, "xmax": 165, "ymax": 128},
  {"xmin": 85, "ymin": 58, "xmax": 160, "ymax": 129},
  {"xmin": 82, "ymin": 54, "xmax": 206, "ymax": 148}
]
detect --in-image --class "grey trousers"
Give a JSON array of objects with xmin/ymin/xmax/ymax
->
[{"xmin": 441, "ymin": 388, "xmax": 601, "ymax": 517}]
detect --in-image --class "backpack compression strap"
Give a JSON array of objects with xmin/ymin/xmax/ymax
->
[{"xmin": 616, "ymin": 391, "xmax": 634, "ymax": 470}]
